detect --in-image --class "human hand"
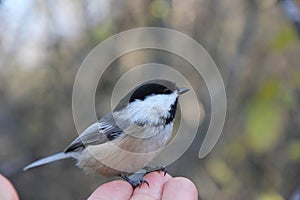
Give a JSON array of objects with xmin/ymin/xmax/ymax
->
[
  {"xmin": 0, "ymin": 174, "xmax": 19, "ymax": 200},
  {"xmin": 88, "ymin": 172, "xmax": 198, "ymax": 200}
]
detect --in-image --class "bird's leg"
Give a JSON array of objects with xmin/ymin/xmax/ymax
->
[
  {"xmin": 120, "ymin": 166, "xmax": 167, "ymax": 188},
  {"xmin": 120, "ymin": 172, "xmax": 149, "ymax": 188},
  {"xmin": 144, "ymin": 165, "xmax": 167, "ymax": 176}
]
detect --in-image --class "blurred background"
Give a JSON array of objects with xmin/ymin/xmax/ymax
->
[{"xmin": 0, "ymin": 0, "xmax": 300, "ymax": 199}]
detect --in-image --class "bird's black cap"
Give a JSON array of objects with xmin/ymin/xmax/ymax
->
[{"xmin": 114, "ymin": 79, "xmax": 177, "ymax": 111}]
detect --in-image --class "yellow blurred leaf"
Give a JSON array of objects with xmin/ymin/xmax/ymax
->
[
  {"xmin": 270, "ymin": 25, "xmax": 297, "ymax": 51},
  {"xmin": 245, "ymin": 99, "xmax": 283, "ymax": 154},
  {"xmin": 90, "ymin": 23, "xmax": 114, "ymax": 41},
  {"xmin": 205, "ymin": 158, "xmax": 236, "ymax": 187},
  {"xmin": 151, "ymin": 0, "xmax": 170, "ymax": 18},
  {"xmin": 257, "ymin": 79, "xmax": 281, "ymax": 101},
  {"xmin": 256, "ymin": 191, "xmax": 284, "ymax": 200},
  {"xmin": 224, "ymin": 139, "xmax": 247, "ymax": 162},
  {"xmin": 244, "ymin": 79, "xmax": 287, "ymax": 154}
]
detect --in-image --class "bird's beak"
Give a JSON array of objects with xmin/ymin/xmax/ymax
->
[{"xmin": 178, "ymin": 87, "xmax": 189, "ymax": 95}]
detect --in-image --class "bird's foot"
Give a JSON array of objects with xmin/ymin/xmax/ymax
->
[
  {"xmin": 146, "ymin": 165, "xmax": 167, "ymax": 176},
  {"xmin": 121, "ymin": 174, "xmax": 149, "ymax": 188}
]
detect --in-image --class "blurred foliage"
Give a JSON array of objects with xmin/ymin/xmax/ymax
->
[
  {"xmin": 270, "ymin": 25, "xmax": 298, "ymax": 51},
  {"xmin": 151, "ymin": 0, "xmax": 170, "ymax": 19},
  {"xmin": 205, "ymin": 158, "xmax": 237, "ymax": 188},
  {"xmin": 256, "ymin": 191, "xmax": 284, "ymax": 200},
  {"xmin": 0, "ymin": 0, "xmax": 300, "ymax": 200},
  {"xmin": 287, "ymin": 141, "xmax": 300, "ymax": 160},
  {"xmin": 245, "ymin": 79, "xmax": 286, "ymax": 154}
]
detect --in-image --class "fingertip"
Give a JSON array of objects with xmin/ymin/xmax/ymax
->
[
  {"xmin": 138, "ymin": 171, "xmax": 172, "ymax": 190},
  {"xmin": 143, "ymin": 171, "xmax": 172, "ymax": 182},
  {"xmin": 162, "ymin": 177, "xmax": 198, "ymax": 200},
  {"xmin": 131, "ymin": 172, "xmax": 172, "ymax": 200},
  {"xmin": 0, "ymin": 174, "xmax": 19, "ymax": 200},
  {"xmin": 173, "ymin": 177, "xmax": 198, "ymax": 195},
  {"xmin": 88, "ymin": 180, "xmax": 133, "ymax": 200}
]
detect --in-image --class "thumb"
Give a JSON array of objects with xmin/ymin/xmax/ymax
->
[{"xmin": 0, "ymin": 174, "xmax": 19, "ymax": 200}]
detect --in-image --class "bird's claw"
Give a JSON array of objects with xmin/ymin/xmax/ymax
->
[
  {"xmin": 159, "ymin": 166, "xmax": 167, "ymax": 176},
  {"xmin": 148, "ymin": 166, "xmax": 167, "ymax": 176},
  {"xmin": 121, "ymin": 175, "xmax": 149, "ymax": 188}
]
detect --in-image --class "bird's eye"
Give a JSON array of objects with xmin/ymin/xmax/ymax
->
[{"xmin": 164, "ymin": 88, "xmax": 172, "ymax": 94}]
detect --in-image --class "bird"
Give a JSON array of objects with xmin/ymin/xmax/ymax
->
[{"xmin": 23, "ymin": 79, "xmax": 189, "ymax": 188}]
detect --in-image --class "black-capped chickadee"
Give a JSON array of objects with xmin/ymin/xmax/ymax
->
[{"xmin": 24, "ymin": 79, "xmax": 189, "ymax": 187}]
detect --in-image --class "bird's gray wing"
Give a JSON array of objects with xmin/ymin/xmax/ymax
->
[{"xmin": 64, "ymin": 113, "xmax": 124, "ymax": 153}]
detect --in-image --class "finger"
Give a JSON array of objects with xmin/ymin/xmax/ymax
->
[
  {"xmin": 88, "ymin": 180, "xmax": 133, "ymax": 200},
  {"xmin": 162, "ymin": 177, "xmax": 198, "ymax": 200},
  {"xmin": 131, "ymin": 172, "xmax": 172, "ymax": 200},
  {"xmin": 0, "ymin": 174, "xmax": 19, "ymax": 200}
]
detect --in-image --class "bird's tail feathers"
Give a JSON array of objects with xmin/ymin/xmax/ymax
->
[{"xmin": 23, "ymin": 152, "xmax": 72, "ymax": 171}]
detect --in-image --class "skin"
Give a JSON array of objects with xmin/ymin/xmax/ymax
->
[
  {"xmin": 88, "ymin": 172, "xmax": 198, "ymax": 200},
  {"xmin": 0, "ymin": 174, "xmax": 19, "ymax": 200},
  {"xmin": 0, "ymin": 172, "xmax": 198, "ymax": 200}
]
